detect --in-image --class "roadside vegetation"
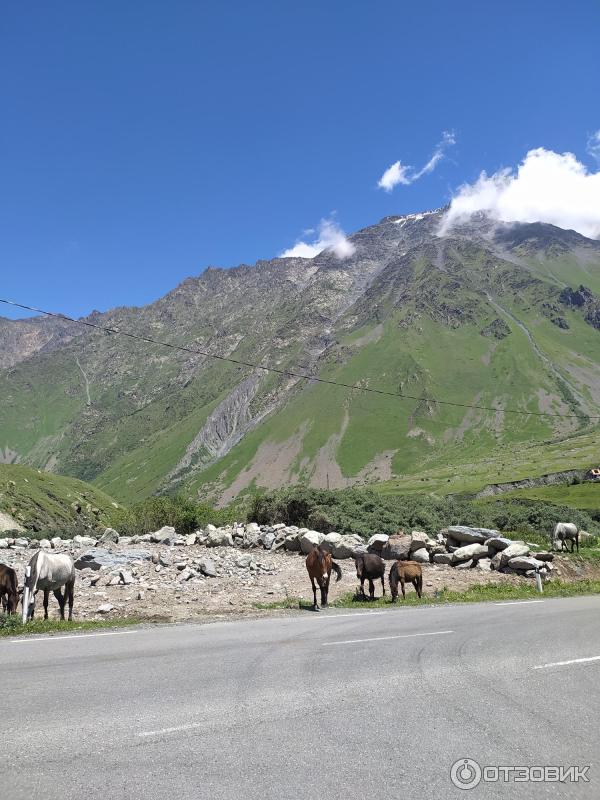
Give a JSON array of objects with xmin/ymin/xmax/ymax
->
[
  {"xmin": 0, "ymin": 614, "xmax": 142, "ymax": 638},
  {"xmin": 248, "ymin": 486, "xmax": 600, "ymax": 540},
  {"xmin": 254, "ymin": 579, "xmax": 600, "ymax": 611},
  {"xmin": 109, "ymin": 494, "xmax": 238, "ymax": 536}
]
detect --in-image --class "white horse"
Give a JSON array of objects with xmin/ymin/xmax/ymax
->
[
  {"xmin": 22, "ymin": 551, "xmax": 76, "ymax": 621},
  {"xmin": 552, "ymin": 522, "xmax": 579, "ymax": 553}
]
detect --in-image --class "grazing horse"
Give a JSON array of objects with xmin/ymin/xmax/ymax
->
[
  {"xmin": 22, "ymin": 551, "xmax": 76, "ymax": 621},
  {"xmin": 389, "ymin": 560, "xmax": 423, "ymax": 601},
  {"xmin": 355, "ymin": 553, "xmax": 386, "ymax": 600},
  {"xmin": 305, "ymin": 545, "xmax": 342, "ymax": 611},
  {"xmin": 552, "ymin": 522, "xmax": 579, "ymax": 553},
  {"xmin": 0, "ymin": 564, "xmax": 19, "ymax": 614}
]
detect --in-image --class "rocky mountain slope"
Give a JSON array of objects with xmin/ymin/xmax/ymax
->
[{"xmin": 2, "ymin": 209, "xmax": 600, "ymax": 505}]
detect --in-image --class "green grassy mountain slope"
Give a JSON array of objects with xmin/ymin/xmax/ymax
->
[
  {"xmin": 1, "ymin": 210, "xmax": 600, "ymax": 504},
  {"xmin": 0, "ymin": 463, "xmax": 119, "ymax": 532}
]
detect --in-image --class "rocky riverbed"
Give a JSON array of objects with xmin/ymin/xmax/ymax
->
[{"xmin": 1, "ymin": 522, "xmax": 597, "ymax": 622}]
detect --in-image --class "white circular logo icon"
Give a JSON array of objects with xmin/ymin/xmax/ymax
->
[{"xmin": 451, "ymin": 758, "xmax": 482, "ymax": 790}]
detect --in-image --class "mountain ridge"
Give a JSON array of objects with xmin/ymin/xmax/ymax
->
[{"xmin": 2, "ymin": 209, "xmax": 600, "ymax": 505}]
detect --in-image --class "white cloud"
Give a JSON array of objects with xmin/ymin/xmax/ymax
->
[
  {"xmin": 378, "ymin": 130, "xmax": 455, "ymax": 192},
  {"xmin": 378, "ymin": 161, "xmax": 412, "ymax": 191},
  {"xmin": 280, "ymin": 217, "xmax": 356, "ymax": 259},
  {"xmin": 587, "ymin": 129, "xmax": 600, "ymax": 164},
  {"xmin": 439, "ymin": 147, "xmax": 600, "ymax": 240}
]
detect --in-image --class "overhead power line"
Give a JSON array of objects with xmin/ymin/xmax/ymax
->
[{"xmin": 1, "ymin": 297, "xmax": 598, "ymax": 421}]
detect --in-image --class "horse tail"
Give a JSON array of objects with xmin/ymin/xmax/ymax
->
[
  {"xmin": 389, "ymin": 561, "xmax": 398, "ymax": 591},
  {"xmin": 331, "ymin": 561, "xmax": 342, "ymax": 582}
]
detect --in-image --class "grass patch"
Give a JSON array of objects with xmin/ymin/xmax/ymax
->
[
  {"xmin": 0, "ymin": 615, "xmax": 142, "ymax": 638},
  {"xmin": 332, "ymin": 579, "xmax": 600, "ymax": 607}
]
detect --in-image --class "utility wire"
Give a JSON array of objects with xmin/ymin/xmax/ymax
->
[{"xmin": 1, "ymin": 297, "xmax": 598, "ymax": 421}]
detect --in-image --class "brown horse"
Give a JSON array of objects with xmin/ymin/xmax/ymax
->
[
  {"xmin": 355, "ymin": 553, "xmax": 386, "ymax": 600},
  {"xmin": 0, "ymin": 564, "xmax": 19, "ymax": 614},
  {"xmin": 305, "ymin": 545, "xmax": 342, "ymax": 610},
  {"xmin": 389, "ymin": 560, "xmax": 423, "ymax": 601}
]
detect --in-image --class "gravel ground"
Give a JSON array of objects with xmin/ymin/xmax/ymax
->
[{"xmin": 3, "ymin": 540, "xmax": 593, "ymax": 622}]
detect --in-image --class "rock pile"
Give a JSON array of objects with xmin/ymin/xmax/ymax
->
[
  {"xmin": 364, "ymin": 526, "xmax": 554, "ymax": 579},
  {"xmin": 0, "ymin": 522, "xmax": 555, "ymax": 582}
]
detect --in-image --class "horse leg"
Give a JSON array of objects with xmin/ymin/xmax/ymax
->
[
  {"xmin": 359, "ymin": 576, "xmax": 365, "ymax": 598},
  {"xmin": 54, "ymin": 588, "xmax": 66, "ymax": 620},
  {"xmin": 321, "ymin": 577, "xmax": 330, "ymax": 608},
  {"xmin": 66, "ymin": 579, "xmax": 74, "ymax": 621},
  {"xmin": 368, "ymin": 578, "xmax": 375, "ymax": 600},
  {"xmin": 381, "ymin": 575, "xmax": 386, "ymax": 596},
  {"xmin": 43, "ymin": 589, "xmax": 50, "ymax": 620},
  {"xmin": 400, "ymin": 578, "xmax": 406, "ymax": 600},
  {"xmin": 311, "ymin": 577, "xmax": 319, "ymax": 610}
]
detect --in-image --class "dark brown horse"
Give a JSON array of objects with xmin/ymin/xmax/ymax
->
[
  {"xmin": 389, "ymin": 560, "xmax": 423, "ymax": 601},
  {"xmin": 355, "ymin": 553, "xmax": 386, "ymax": 600},
  {"xmin": 0, "ymin": 563, "xmax": 19, "ymax": 614},
  {"xmin": 305, "ymin": 545, "xmax": 342, "ymax": 610}
]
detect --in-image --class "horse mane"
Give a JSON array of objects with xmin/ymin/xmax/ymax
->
[{"xmin": 26, "ymin": 550, "xmax": 40, "ymax": 590}]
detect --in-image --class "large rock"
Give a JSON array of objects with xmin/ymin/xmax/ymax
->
[
  {"xmin": 476, "ymin": 558, "xmax": 492, "ymax": 571},
  {"xmin": 367, "ymin": 533, "xmax": 389, "ymax": 552},
  {"xmin": 300, "ymin": 531, "xmax": 324, "ymax": 554},
  {"xmin": 452, "ymin": 543, "xmax": 490, "ymax": 562},
  {"xmin": 381, "ymin": 534, "xmax": 412, "ymax": 561},
  {"xmin": 456, "ymin": 559, "xmax": 474, "ymax": 569},
  {"xmin": 446, "ymin": 526, "xmax": 499, "ymax": 544},
  {"xmin": 73, "ymin": 534, "xmax": 97, "ymax": 547},
  {"xmin": 491, "ymin": 542, "xmax": 529, "ymax": 569},
  {"xmin": 433, "ymin": 552, "xmax": 453, "ymax": 565},
  {"xmin": 411, "ymin": 547, "xmax": 430, "ymax": 564},
  {"xmin": 150, "ymin": 526, "xmax": 177, "ymax": 545},
  {"xmin": 534, "ymin": 552, "xmax": 554, "ymax": 562},
  {"xmin": 198, "ymin": 558, "xmax": 217, "ymax": 577},
  {"xmin": 99, "ymin": 527, "xmax": 119, "ymax": 544},
  {"xmin": 321, "ymin": 532, "xmax": 343, "ymax": 553},
  {"xmin": 331, "ymin": 534, "xmax": 364, "ymax": 559},
  {"xmin": 259, "ymin": 530, "xmax": 276, "ymax": 550},
  {"xmin": 74, "ymin": 548, "xmax": 151, "ymax": 571},
  {"xmin": 206, "ymin": 529, "xmax": 233, "ymax": 548},
  {"xmin": 410, "ymin": 531, "xmax": 429, "ymax": 552},
  {"xmin": 507, "ymin": 556, "xmax": 545, "ymax": 571},
  {"xmin": 283, "ymin": 530, "xmax": 301, "ymax": 551},
  {"xmin": 485, "ymin": 536, "xmax": 513, "ymax": 551}
]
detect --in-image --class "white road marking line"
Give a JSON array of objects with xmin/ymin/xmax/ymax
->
[
  {"xmin": 315, "ymin": 611, "xmax": 389, "ymax": 619},
  {"xmin": 322, "ymin": 630, "xmax": 454, "ymax": 646},
  {"xmin": 10, "ymin": 630, "xmax": 138, "ymax": 643},
  {"xmin": 534, "ymin": 655, "xmax": 600, "ymax": 670},
  {"xmin": 494, "ymin": 600, "xmax": 544, "ymax": 606},
  {"xmin": 139, "ymin": 722, "xmax": 205, "ymax": 737}
]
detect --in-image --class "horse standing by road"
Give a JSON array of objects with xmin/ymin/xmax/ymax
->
[
  {"xmin": 0, "ymin": 564, "xmax": 19, "ymax": 614},
  {"xmin": 552, "ymin": 522, "xmax": 579, "ymax": 553},
  {"xmin": 22, "ymin": 551, "xmax": 76, "ymax": 621},
  {"xmin": 389, "ymin": 560, "xmax": 423, "ymax": 601},
  {"xmin": 355, "ymin": 553, "xmax": 386, "ymax": 600},
  {"xmin": 305, "ymin": 545, "xmax": 342, "ymax": 611}
]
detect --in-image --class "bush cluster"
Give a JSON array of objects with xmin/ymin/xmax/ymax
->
[
  {"xmin": 248, "ymin": 486, "xmax": 600, "ymax": 541},
  {"xmin": 110, "ymin": 495, "xmax": 238, "ymax": 536}
]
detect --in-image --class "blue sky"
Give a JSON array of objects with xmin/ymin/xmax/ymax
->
[{"xmin": 1, "ymin": 0, "xmax": 599, "ymax": 318}]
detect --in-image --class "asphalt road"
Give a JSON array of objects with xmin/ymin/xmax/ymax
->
[{"xmin": 2, "ymin": 596, "xmax": 600, "ymax": 799}]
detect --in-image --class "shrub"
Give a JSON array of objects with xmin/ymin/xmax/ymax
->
[
  {"xmin": 110, "ymin": 495, "xmax": 238, "ymax": 537},
  {"xmin": 247, "ymin": 486, "xmax": 600, "ymax": 540}
]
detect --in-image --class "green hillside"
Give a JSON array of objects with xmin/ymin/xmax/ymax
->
[
  {"xmin": 0, "ymin": 464, "xmax": 120, "ymax": 532},
  {"xmin": 1, "ymin": 212, "xmax": 600, "ymax": 505}
]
